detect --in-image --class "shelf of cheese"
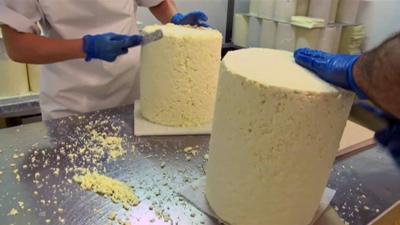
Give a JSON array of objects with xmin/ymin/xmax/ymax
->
[{"xmin": 233, "ymin": 0, "xmax": 364, "ymax": 53}]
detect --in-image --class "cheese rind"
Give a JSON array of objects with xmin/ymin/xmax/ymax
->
[
  {"xmin": 140, "ymin": 24, "xmax": 222, "ymax": 127},
  {"xmin": 205, "ymin": 48, "xmax": 354, "ymax": 225}
]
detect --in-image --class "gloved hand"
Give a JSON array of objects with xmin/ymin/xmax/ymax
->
[
  {"xmin": 83, "ymin": 33, "xmax": 143, "ymax": 62},
  {"xmin": 171, "ymin": 11, "xmax": 210, "ymax": 27},
  {"xmin": 294, "ymin": 48, "xmax": 367, "ymax": 99}
]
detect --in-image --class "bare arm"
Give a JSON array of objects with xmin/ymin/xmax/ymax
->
[
  {"xmin": 149, "ymin": 0, "xmax": 177, "ymax": 24},
  {"xmin": 354, "ymin": 33, "xmax": 400, "ymax": 118},
  {"xmin": 1, "ymin": 25, "xmax": 85, "ymax": 64}
]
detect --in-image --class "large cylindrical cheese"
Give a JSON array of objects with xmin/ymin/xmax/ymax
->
[
  {"xmin": 274, "ymin": 0, "xmax": 298, "ymax": 22},
  {"xmin": 27, "ymin": 64, "xmax": 41, "ymax": 93},
  {"xmin": 308, "ymin": 0, "xmax": 339, "ymax": 24},
  {"xmin": 233, "ymin": 14, "xmax": 250, "ymax": 47},
  {"xmin": 249, "ymin": 0, "xmax": 260, "ymax": 16},
  {"xmin": 0, "ymin": 59, "xmax": 30, "ymax": 97},
  {"xmin": 275, "ymin": 22, "xmax": 296, "ymax": 51},
  {"xmin": 319, "ymin": 25, "xmax": 342, "ymax": 53},
  {"xmin": 295, "ymin": 27, "xmax": 322, "ymax": 49},
  {"xmin": 260, "ymin": 19, "xmax": 277, "ymax": 48},
  {"xmin": 206, "ymin": 48, "xmax": 354, "ymax": 225},
  {"xmin": 140, "ymin": 24, "xmax": 222, "ymax": 127},
  {"xmin": 336, "ymin": 0, "xmax": 360, "ymax": 24},
  {"xmin": 247, "ymin": 17, "xmax": 262, "ymax": 47},
  {"xmin": 258, "ymin": 0, "xmax": 275, "ymax": 19}
]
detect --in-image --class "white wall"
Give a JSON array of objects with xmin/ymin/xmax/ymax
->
[
  {"xmin": 357, "ymin": 0, "xmax": 400, "ymax": 51},
  {"xmin": 136, "ymin": 0, "xmax": 228, "ymax": 38}
]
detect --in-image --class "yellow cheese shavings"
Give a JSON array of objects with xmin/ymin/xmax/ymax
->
[
  {"xmin": 8, "ymin": 208, "xmax": 18, "ymax": 216},
  {"xmin": 73, "ymin": 171, "xmax": 139, "ymax": 208}
]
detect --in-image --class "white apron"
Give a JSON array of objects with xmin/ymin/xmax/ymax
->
[{"xmin": 0, "ymin": 0, "xmax": 163, "ymax": 120}]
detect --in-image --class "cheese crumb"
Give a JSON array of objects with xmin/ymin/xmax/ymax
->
[
  {"xmin": 8, "ymin": 208, "xmax": 18, "ymax": 216},
  {"xmin": 73, "ymin": 170, "xmax": 139, "ymax": 208}
]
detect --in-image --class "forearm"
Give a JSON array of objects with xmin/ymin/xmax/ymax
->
[
  {"xmin": 1, "ymin": 25, "xmax": 84, "ymax": 64},
  {"xmin": 353, "ymin": 33, "xmax": 400, "ymax": 118},
  {"xmin": 149, "ymin": 0, "xmax": 177, "ymax": 24}
]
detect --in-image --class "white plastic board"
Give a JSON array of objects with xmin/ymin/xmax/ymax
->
[
  {"xmin": 134, "ymin": 100, "xmax": 212, "ymax": 136},
  {"xmin": 179, "ymin": 177, "xmax": 336, "ymax": 225}
]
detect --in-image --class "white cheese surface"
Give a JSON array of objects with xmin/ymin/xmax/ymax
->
[
  {"xmin": 0, "ymin": 59, "xmax": 29, "ymax": 97},
  {"xmin": 28, "ymin": 64, "xmax": 41, "ymax": 93},
  {"xmin": 206, "ymin": 48, "xmax": 354, "ymax": 225},
  {"xmin": 140, "ymin": 24, "xmax": 222, "ymax": 127}
]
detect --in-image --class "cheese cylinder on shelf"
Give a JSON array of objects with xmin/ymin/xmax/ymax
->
[
  {"xmin": 308, "ymin": 0, "xmax": 339, "ymax": 24},
  {"xmin": 295, "ymin": 27, "xmax": 322, "ymax": 49},
  {"xmin": 0, "ymin": 59, "xmax": 30, "ymax": 97},
  {"xmin": 336, "ymin": 0, "xmax": 361, "ymax": 24},
  {"xmin": 274, "ymin": 0, "xmax": 298, "ymax": 22},
  {"xmin": 296, "ymin": 0, "xmax": 310, "ymax": 16},
  {"xmin": 140, "ymin": 24, "xmax": 222, "ymax": 127},
  {"xmin": 258, "ymin": 0, "xmax": 275, "ymax": 19},
  {"xmin": 275, "ymin": 22, "xmax": 296, "ymax": 51},
  {"xmin": 249, "ymin": 0, "xmax": 260, "ymax": 15},
  {"xmin": 248, "ymin": 17, "xmax": 262, "ymax": 47},
  {"xmin": 27, "ymin": 64, "xmax": 41, "ymax": 93},
  {"xmin": 260, "ymin": 19, "xmax": 277, "ymax": 48},
  {"xmin": 233, "ymin": 14, "xmax": 250, "ymax": 47},
  {"xmin": 319, "ymin": 25, "xmax": 342, "ymax": 53},
  {"xmin": 206, "ymin": 48, "xmax": 354, "ymax": 225}
]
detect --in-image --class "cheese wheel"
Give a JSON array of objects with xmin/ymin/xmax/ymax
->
[
  {"xmin": 206, "ymin": 48, "xmax": 354, "ymax": 225},
  {"xmin": 309, "ymin": 0, "xmax": 339, "ymax": 24},
  {"xmin": 258, "ymin": 0, "xmax": 275, "ymax": 19},
  {"xmin": 274, "ymin": 0, "xmax": 298, "ymax": 22},
  {"xmin": 247, "ymin": 17, "xmax": 262, "ymax": 47},
  {"xmin": 336, "ymin": 0, "xmax": 360, "ymax": 24},
  {"xmin": 275, "ymin": 22, "xmax": 296, "ymax": 51},
  {"xmin": 27, "ymin": 64, "xmax": 41, "ymax": 93},
  {"xmin": 140, "ymin": 24, "xmax": 222, "ymax": 127},
  {"xmin": 260, "ymin": 19, "xmax": 277, "ymax": 48},
  {"xmin": 233, "ymin": 14, "xmax": 250, "ymax": 47},
  {"xmin": 295, "ymin": 27, "xmax": 322, "ymax": 49},
  {"xmin": 0, "ymin": 59, "xmax": 29, "ymax": 97},
  {"xmin": 319, "ymin": 25, "xmax": 342, "ymax": 53}
]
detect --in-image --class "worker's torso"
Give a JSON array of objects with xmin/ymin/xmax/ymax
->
[{"xmin": 37, "ymin": 0, "xmax": 141, "ymax": 120}]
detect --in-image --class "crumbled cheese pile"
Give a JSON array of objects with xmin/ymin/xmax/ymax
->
[
  {"xmin": 78, "ymin": 130, "xmax": 126, "ymax": 162},
  {"xmin": 73, "ymin": 170, "xmax": 139, "ymax": 209}
]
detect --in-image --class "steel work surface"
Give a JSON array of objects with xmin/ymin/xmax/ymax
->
[{"xmin": 0, "ymin": 105, "xmax": 399, "ymax": 225}]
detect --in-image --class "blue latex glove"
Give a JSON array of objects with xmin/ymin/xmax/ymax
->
[
  {"xmin": 83, "ymin": 33, "xmax": 143, "ymax": 62},
  {"xmin": 171, "ymin": 11, "xmax": 210, "ymax": 27},
  {"xmin": 294, "ymin": 48, "xmax": 368, "ymax": 99}
]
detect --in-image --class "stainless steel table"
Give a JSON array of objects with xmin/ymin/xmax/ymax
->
[
  {"xmin": 0, "ymin": 105, "xmax": 399, "ymax": 225},
  {"xmin": 0, "ymin": 95, "xmax": 40, "ymax": 118}
]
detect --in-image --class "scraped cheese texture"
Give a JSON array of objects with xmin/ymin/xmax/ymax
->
[
  {"xmin": 205, "ymin": 48, "xmax": 354, "ymax": 225},
  {"xmin": 140, "ymin": 24, "xmax": 222, "ymax": 127},
  {"xmin": 0, "ymin": 59, "xmax": 29, "ymax": 97}
]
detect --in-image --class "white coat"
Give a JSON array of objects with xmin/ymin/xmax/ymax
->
[{"xmin": 0, "ymin": 0, "xmax": 163, "ymax": 120}]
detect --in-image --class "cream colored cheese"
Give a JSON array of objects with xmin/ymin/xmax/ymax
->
[
  {"xmin": 206, "ymin": 48, "xmax": 354, "ymax": 225},
  {"xmin": 140, "ymin": 24, "xmax": 222, "ymax": 127},
  {"xmin": 27, "ymin": 64, "xmax": 41, "ymax": 93},
  {"xmin": 0, "ymin": 59, "xmax": 29, "ymax": 97}
]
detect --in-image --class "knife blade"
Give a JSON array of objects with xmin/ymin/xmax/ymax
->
[
  {"xmin": 141, "ymin": 29, "xmax": 163, "ymax": 46},
  {"xmin": 349, "ymin": 102, "xmax": 388, "ymax": 132}
]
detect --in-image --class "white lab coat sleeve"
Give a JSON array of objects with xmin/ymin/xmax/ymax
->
[
  {"xmin": 0, "ymin": 0, "xmax": 41, "ymax": 34},
  {"xmin": 136, "ymin": 0, "xmax": 164, "ymax": 7}
]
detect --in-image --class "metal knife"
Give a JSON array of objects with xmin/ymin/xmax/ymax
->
[
  {"xmin": 349, "ymin": 101, "xmax": 388, "ymax": 132},
  {"xmin": 141, "ymin": 29, "xmax": 163, "ymax": 46}
]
